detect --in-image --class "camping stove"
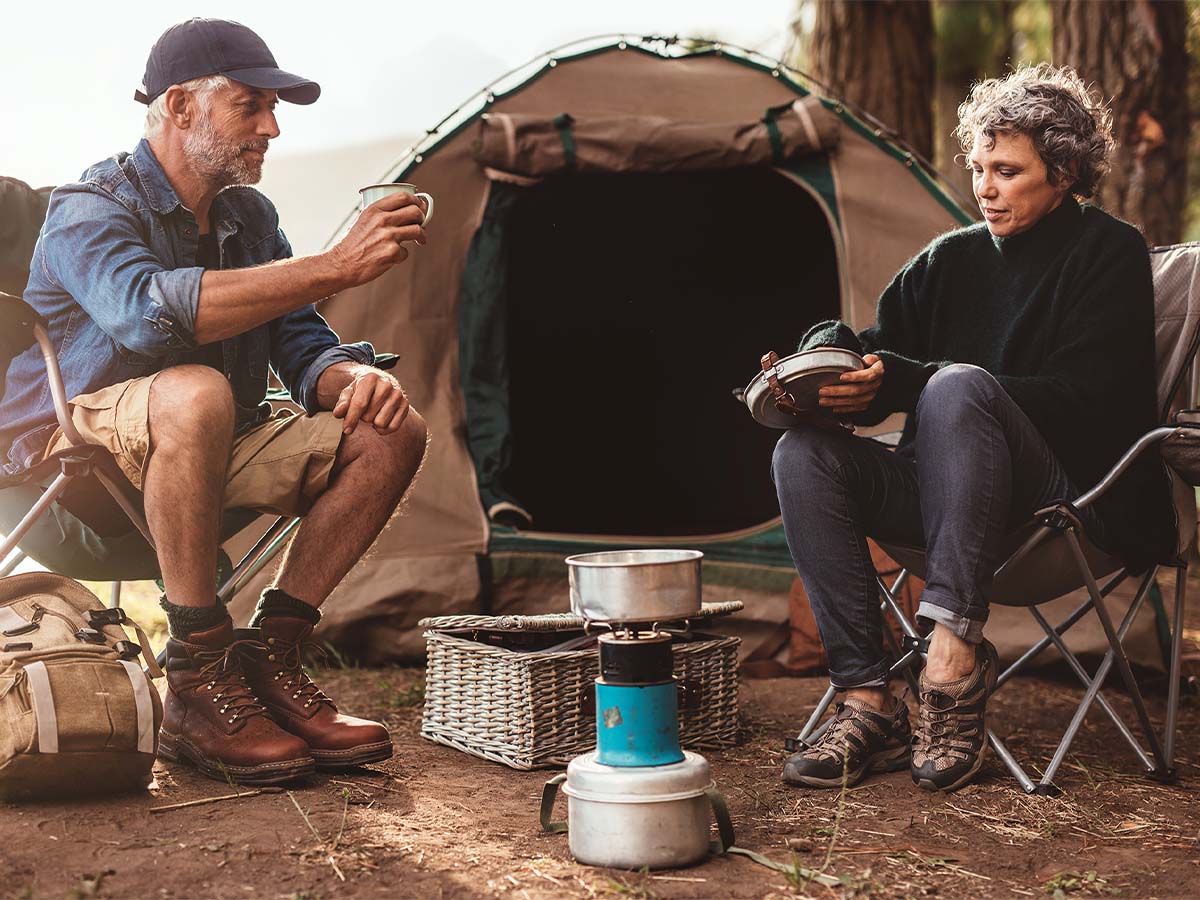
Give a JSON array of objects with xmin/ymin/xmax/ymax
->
[
  {"xmin": 594, "ymin": 629, "xmax": 685, "ymax": 766},
  {"xmin": 539, "ymin": 550, "xmax": 734, "ymax": 870}
]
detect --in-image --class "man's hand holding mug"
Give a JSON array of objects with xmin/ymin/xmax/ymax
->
[{"xmin": 327, "ymin": 184, "xmax": 434, "ymax": 286}]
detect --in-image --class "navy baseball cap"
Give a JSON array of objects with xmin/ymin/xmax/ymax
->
[{"xmin": 135, "ymin": 18, "xmax": 320, "ymax": 105}]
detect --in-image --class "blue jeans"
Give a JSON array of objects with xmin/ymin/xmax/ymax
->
[{"xmin": 771, "ymin": 364, "xmax": 1106, "ymax": 689}]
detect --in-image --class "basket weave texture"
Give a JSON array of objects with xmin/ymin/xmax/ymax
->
[{"xmin": 420, "ymin": 609, "xmax": 742, "ymax": 770}]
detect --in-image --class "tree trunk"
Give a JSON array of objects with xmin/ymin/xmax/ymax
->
[
  {"xmin": 932, "ymin": 0, "xmax": 1016, "ymax": 204},
  {"xmin": 1052, "ymin": 0, "xmax": 1189, "ymax": 246},
  {"xmin": 807, "ymin": 0, "xmax": 935, "ymax": 160}
]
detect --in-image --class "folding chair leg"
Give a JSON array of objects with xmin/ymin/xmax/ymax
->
[
  {"xmin": 1064, "ymin": 530, "xmax": 1169, "ymax": 776},
  {"xmin": 217, "ymin": 515, "xmax": 301, "ymax": 604},
  {"xmin": 1164, "ymin": 564, "xmax": 1187, "ymax": 775},
  {"xmin": 0, "ymin": 471, "xmax": 75, "ymax": 562},
  {"xmin": 0, "ymin": 549, "xmax": 27, "ymax": 578},
  {"xmin": 109, "ymin": 581, "xmax": 122, "ymax": 608},
  {"xmin": 1036, "ymin": 577, "xmax": 1155, "ymax": 788},
  {"xmin": 91, "ymin": 466, "xmax": 155, "ymax": 549},
  {"xmin": 995, "ymin": 570, "xmax": 1128, "ymax": 691},
  {"xmin": 986, "ymin": 730, "xmax": 1040, "ymax": 794},
  {"xmin": 796, "ymin": 684, "xmax": 838, "ymax": 745}
]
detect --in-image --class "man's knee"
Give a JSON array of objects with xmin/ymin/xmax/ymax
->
[
  {"xmin": 148, "ymin": 365, "xmax": 235, "ymax": 446},
  {"xmin": 340, "ymin": 409, "xmax": 429, "ymax": 481}
]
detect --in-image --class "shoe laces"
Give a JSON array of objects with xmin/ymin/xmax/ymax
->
[
  {"xmin": 195, "ymin": 639, "xmax": 271, "ymax": 725},
  {"xmin": 804, "ymin": 703, "xmax": 866, "ymax": 763},
  {"xmin": 262, "ymin": 636, "xmax": 335, "ymax": 711},
  {"xmin": 914, "ymin": 689, "xmax": 980, "ymax": 764}
]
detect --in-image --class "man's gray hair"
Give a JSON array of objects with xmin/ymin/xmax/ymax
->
[
  {"xmin": 143, "ymin": 74, "xmax": 232, "ymax": 139},
  {"xmin": 955, "ymin": 63, "xmax": 1115, "ymax": 199}
]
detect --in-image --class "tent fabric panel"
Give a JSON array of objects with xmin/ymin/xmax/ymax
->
[
  {"xmin": 473, "ymin": 95, "xmax": 839, "ymax": 177},
  {"xmin": 489, "ymin": 50, "xmax": 804, "ymax": 124},
  {"xmin": 829, "ymin": 125, "xmax": 965, "ymax": 331}
]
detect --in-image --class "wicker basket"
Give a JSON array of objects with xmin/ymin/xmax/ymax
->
[{"xmin": 419, "ymin": 603, "xmax": 742, "ymax": 770}]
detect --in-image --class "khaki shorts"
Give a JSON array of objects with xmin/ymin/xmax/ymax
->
[{"xmin": 43, "ymin": 372, "xmax": 345, "ymax": 517}]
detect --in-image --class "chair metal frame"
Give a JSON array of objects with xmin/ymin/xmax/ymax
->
[{"xmin": 0, "ymin": 304, "xmax": 299, "ymax": 610}]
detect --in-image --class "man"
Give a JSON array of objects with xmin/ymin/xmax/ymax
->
[{"xmin": 0, "ymin": 19, "xmax": 430, "ymax": 784}]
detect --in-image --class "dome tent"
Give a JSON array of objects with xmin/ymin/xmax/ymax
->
[{"xmin": 230, "ymin": 35, "xmax": 975, "ymax": 660}]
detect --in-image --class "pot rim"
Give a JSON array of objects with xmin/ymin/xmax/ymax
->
[
  {"xmin": 565, "ymin": 549, "xmax": 704, "ymax": 569},
  {"xmin": 563, "ymin": 780, "xmax": 715, "ymax": 804}
]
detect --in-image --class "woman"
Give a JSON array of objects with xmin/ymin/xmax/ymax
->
[{"xmin": 772, "ymin": 64, "xmax": 1174, "ymax": 793}]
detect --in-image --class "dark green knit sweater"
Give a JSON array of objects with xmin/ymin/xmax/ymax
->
[{"xmin": 798, "ymin": 196, "xmax": 1175, "ymax": 570}]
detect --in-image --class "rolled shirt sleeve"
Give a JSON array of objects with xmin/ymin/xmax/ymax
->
[
  {"xmin": 288, "ymin": 337, "xmax": 376, "ymax": 414},
  {"xmin": 39, "ymin": 184, "xmax": 202, "ymax": 355}
]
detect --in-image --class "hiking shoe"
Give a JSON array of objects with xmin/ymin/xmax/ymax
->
[
  {"xmin": 911, "ymin": 638, "xmax": 999, "ymax": 792},
  {"xmin": 782, "ymin": 697, "xmax": 911, "ymax": 788}
]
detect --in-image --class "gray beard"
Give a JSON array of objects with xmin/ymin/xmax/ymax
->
[{"xmin": 182, "ymin": 115, "xmax": 264, "ymax": 188}]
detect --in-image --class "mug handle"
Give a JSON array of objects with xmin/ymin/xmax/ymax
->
[{"xmin": 416, "ymin": 192, "xmax": 435, "ymax": 227}]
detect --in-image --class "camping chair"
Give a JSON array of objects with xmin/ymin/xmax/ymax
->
[
  {"xmin": 0, "ymin": 291, "xmax": 302, "ymax": 611},
  {"xmin": 786, "ymin": 242, "xmax": 1200, "ymax": 795}
]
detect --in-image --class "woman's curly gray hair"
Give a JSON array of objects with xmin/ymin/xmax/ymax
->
[{"xmin": 955, "ymin": 63, "xmax": 1115, "ymax": 199}]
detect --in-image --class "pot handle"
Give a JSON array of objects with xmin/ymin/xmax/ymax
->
[
  {"xmin": 705, "ymin": 786, "xmax": 736, "ymax": 854},
  {"xmin": 540, "ymin": 773, "xmax": 568, "ymax": 834}
]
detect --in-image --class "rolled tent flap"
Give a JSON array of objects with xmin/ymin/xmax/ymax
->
[{"xmin": 472, "ymin": 95, "xmax": 840, "ymax": 177}]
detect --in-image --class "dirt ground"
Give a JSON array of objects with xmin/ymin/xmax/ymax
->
[{"xmin": 3, "ymin": 651, "xmax": 1200, "ymax": 900}]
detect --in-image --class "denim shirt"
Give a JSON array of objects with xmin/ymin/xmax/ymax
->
[{"xmin": 1, "ymin": 139, "xmax": 372, "ymax": 474}]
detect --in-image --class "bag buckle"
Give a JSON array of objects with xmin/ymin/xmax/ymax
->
[
  {"xmin": 86, "ymin": 608, "xmax": 128, "ymax": 628},
  {"xmin": 113, "ymin": 640, "xmax": 142, "ymax": 661},
  {"xmin": 75, "ymin": 628, "xmax": 106, "ymax": 644}
]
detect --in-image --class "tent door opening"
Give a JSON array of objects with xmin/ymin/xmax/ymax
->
[{"xmin": 478, "ymin": 167, "xmax": 841, "ymax": 536}]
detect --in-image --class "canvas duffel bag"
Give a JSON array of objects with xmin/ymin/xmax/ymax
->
[{"xmin": 0, "ymin": 572, "xmax": 163, "ymax": 799}]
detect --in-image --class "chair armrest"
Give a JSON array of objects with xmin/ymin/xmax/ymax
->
[{"xmin": 1073, "ymin": 426, "xmax": 1178, "ymax": 510}]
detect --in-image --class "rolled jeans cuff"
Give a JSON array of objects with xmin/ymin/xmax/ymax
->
[
  {"xmin": 828, "ymin": 658, "xmax": 891, "ymax": 690},
  {"xmin": 917, "ymin": 597, "xmax": 986, "ymax": 644}
]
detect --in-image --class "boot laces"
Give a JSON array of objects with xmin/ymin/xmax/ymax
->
[
  {"xmin": 264, "ymin": 636, "xmax": 335, "ymax": 710},
  {"xmin": 195, "ymin": 639, "xmax": 271, "ymax": 724}
]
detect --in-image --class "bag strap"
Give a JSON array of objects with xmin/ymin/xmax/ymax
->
[
  {"xmin": 119, "ymin": 660, "xmax": 157, "ymax": 753},
  {"xmin": 24, "ymin": 661, "xmax": 58, "ymax": 753}
]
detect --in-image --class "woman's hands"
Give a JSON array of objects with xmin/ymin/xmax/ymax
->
[{"xmin": 818, "ymin": 353, "xmax": 885, "ymax": 414}]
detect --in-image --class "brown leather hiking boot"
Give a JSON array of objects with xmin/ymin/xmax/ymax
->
[
  {"xmin": 237, "ymin": 618, "xmax": 393, "ymax": 770},
  {"xmin": 159, "ymin": 619, "xmax": 315, "ymax": 785}
]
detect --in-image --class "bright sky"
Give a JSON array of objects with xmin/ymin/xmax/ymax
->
[{"xmin": 2, "ymin": 0, "xmax": 796, "ymax": 188}]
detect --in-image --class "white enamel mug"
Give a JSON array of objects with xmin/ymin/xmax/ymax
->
[{"xmin": 358, "ymin": 183, "xmax": 435, "ymax": 226}]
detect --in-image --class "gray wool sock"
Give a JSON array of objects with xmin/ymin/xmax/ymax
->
[
  {"xmin": 159, "ymin": 595, "xmax": 228, "ymax": 640},
  {"xmin": 249, "ymin": 588, "xmax": 321, "ymax": 628}
]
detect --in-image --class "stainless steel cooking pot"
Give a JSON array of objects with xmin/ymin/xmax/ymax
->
[
  {"xmin": 540, "ymin": 751, "xmax": 734, "ymax": 869},
  {"xmin": 566, "ymin": 549, "xmax": 703, "ymax": 623}
]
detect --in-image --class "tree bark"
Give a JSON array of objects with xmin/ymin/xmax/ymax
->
[
  {"xmin": 1052, "ymin": 0, "xmax": 1189, "ymax": 246},
  {"xmin": 807, "ymin": 0, "xmax": 935, "ymax": 160}
]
